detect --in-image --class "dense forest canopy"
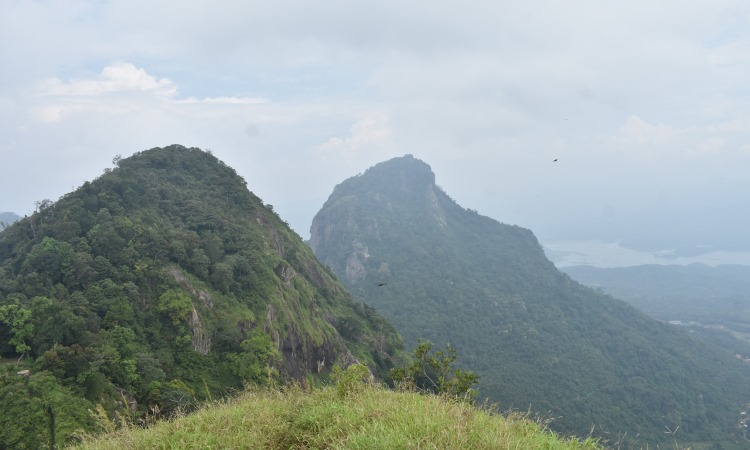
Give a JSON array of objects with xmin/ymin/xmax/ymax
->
[
  {"xmin": 562, "ymin": 264, "xmax": 750, "ymax": 324},
  {"xmin": 563, "ymin": 263, "xmax": 750, "ymax": 356},
  {"xmin": 0, "ymin": 145, "xmax": 404, "ymax": 448},
  {"xmin": 310, "ymin": 154, "xmax": 750, "ymax": 447}
]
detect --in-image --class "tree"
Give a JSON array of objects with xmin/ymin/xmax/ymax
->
[
  {"xmin": 389, "ymin": 340, "xmax": 479, "ymax": 402},
  {"xmin": 227, "ymin": 329, "xmax": 280, "ymax": 385},
  {"xmin": 157, "ymin": 289, "xmax": 193, "ymax": 325},
  {"xmin": 0, "ymin": 304, "xmax": 34, "ymax": 360},
  {"xmin": 0, "ymin": 369, "xmax": 94, "ymax": 449}
]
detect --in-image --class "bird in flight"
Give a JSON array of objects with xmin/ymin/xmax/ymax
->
[
  {"xmin": 553, "ymin": 158, "xmax": 558, "ymax": 162},
  {"xmin": 377, "ymin": 282, "xmax": 388, "ymax": 287}
]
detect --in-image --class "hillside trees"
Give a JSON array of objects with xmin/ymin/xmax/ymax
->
[
  {"xmin": 390, "ymin": 340, "xmax": 479, "ymax": 402},
  {"xmin": 309, "ymin": 154, "xmax": 750, "ymax": 446},
  {"xmin": 0, "ymin": 303, "xmax": 33, "ymax": 357},
  {"xmin": 0, "ymin": 145, "xmax": 404, "ymax": 448},
  {"xmin": 0, "ymin": 369, "xmax": 94, "ymax": 449}
]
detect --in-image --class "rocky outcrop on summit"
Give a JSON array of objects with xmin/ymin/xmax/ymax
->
[{"xmin": 310, "ymin": 154, "xmax": 750, "ymax": 446}]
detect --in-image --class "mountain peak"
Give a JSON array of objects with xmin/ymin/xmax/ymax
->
[
  {"xmin": 310, "ymin": 154, "xmax": 457, "ymax": 256},
  {"xmin": 339, "ymin": 154, "xmax": 436, "ymax": 197},
  {"xmin": 310, "ymin": 156, "xmax": 750, "ymax": 445},
  {"xmin": 0, "ymin": 145, "xmax": 405, "ymax": 446}
]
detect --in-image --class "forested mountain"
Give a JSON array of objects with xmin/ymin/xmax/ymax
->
[
  {"xmin": 0, "ymin": 212, "xmax": 20, "ymax": 230},
  {"xmin": 563, "ymin": 264, "xmax": 750, "ymax": 350},
  {"xmin": 0, "ymin": 145, "xmax": 404, "ymax": 448},
  {"xmin": 562, "ymin": 264, "xmax": 750, "ymax": 323},
  {"xmin": 309, "ymin": 154, "xmax": 750, "ymax": 446}
]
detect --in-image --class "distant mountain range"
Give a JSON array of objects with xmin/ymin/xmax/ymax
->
[
  {"xmin": 563, "ymin": 264, "xmax": 750, "ymax": 341},
  {"xmin": 0, "ymin": 212, "xmax": 20, "ymax": 230},
  {"xmin": 309, "ymin": 155, "xmax": 750, "ymax": 446}
]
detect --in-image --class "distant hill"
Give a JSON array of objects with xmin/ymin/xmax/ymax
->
[
  {"xmin": 0, "ymin": 212, "xmax": 20, "ymax": 230},
  {"xmin": 309, "ymin": 154, "xmax": 750, "ymax": 446},
  {"xmin": 562, "ymin": 264, "xmax": 750, "ymax": 341},
  {"xmin": 0, "ymin": 145, "xmax": 404, "ymax": 448}
]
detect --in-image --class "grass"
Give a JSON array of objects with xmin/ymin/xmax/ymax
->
[{"xmin": 76, "ymin": 379, "xmax": 602, "ymax": 450}]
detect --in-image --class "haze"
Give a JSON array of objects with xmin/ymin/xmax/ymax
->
[{"xmin": 2, "ymin": 0, "xmax": 749, "ymax": 266}]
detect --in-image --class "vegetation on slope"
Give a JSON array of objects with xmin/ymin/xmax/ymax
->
[
  {"xmin": 562, "ymin": 264, "xmax": 750, "ymax": 329},
  {"xmin": 78, "ymin": 364, "xmax": 601, "ymax": 450},
  {"xmin": 0, "ymin": 145, "xmax": 404, "ymax": 448},
  {"xmin": 309, "ymin": 155, "xmax": 750, "ymax": 446}
]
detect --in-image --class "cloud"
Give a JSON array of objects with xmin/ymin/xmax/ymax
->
[
  {"xmin": 28, "ymin": 63, "xmax": 271, "ymax": 123},
  {"xmin": 609, "ymin": 114, "xmax": 750, "ymax": 159},
  {"xmin": 175, "ymin": 97, "xmax": 269, "ymax": 105},
  {"xmin": 615, "ymin": 115, "xmax": 677, "ymax": 146},
  {"xmin": 4, "ymin": 0, "xmax": 750, "ymax": 258},
  {"xmin": 37, "ymin": 63, "xmax": 177, "ymax": 97},
  {"xmin": 316, "ymin": 113, "xmax": 392, "ymax": 157}
]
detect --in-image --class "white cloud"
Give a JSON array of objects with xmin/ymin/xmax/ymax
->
[
  {"xmin": 37, "ymin": 63, "xmax": 176, "ymax": 97},
  {"xmin": 174, "ymin": 96, "xmax": 269, "ymax": 105},
  {"xmin": 316, "ymin": 113, "xmax": 392, "ymax": 157},
  {"xmin": 4, "ymin": 0, "xmax": 750, "ymax": 259},
  {"xmin": 693, "ymin": 136, "xmax": 726, "ymax": 154},
  {"xmin": 609, "ymin": 115, "xmax": 750, "ymax": 159},
  {"xmin": 615, "ymin": 115, "xmax": 678, "ymax": 146}
]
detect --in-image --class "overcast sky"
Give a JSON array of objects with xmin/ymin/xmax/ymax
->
[{"xmin": 2, "ymin": 0, "xmax": 750, "ymax": 266}]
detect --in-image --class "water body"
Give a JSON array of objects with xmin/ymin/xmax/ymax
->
[{"xmin": 544, "ymin": 240, "xmax": 750, "ymax": 268}]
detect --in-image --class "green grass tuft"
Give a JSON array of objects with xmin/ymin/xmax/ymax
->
[{"xmin": 76, "ymin": 382, "xmax": 601, "ymax": 449}]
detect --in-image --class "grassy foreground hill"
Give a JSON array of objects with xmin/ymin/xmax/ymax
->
[
  {"xmin": 77, "ymin": 365, "xmax": 601, "ymax": 450},
  {"xmin": 309, "ymin": 155, "xmax": 750, "ymax": 446},
  {"xmin": 0, "ymin": 145, "xmax": 404, "ymax": 448}
]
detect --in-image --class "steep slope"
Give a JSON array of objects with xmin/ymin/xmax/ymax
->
[
  {"xmin": 0, "ymin": 145, "xmax": 403, "ymax": 448},
  {"xmin": 562, "ymin": 264, "xmax": 750, "ymax": 324},
  {"xmin": 563, "ymin": 263, "xmax": 750, "ymax": 356},
  {"xmin": 310, "ymin": 155, "xmax": 750, "ymax": 446}
]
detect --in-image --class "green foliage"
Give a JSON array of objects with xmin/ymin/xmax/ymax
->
[
  {"xmin": 0, "ymin": 369, "xmax": 95, "ymax": 449},
  {"xmin": 0, "ymin": 145, "xmax": 404, "ymax": 441},
  {"xmin": 563, "ymin": 264, "xmax": 750, "ymax": 343},
  {"xmin": 157, "ymin": 289, "xmax": 193, "ymax": 324},
  {"xmin": 390, "ymin": 340, "xmax": 479, "ymax": 402},
  {"xmin": 0, "ymin": 303, "xmax": 33, "ymax": 355},
  {"xmin": 310, "ymin": 154, "xmax": 750, "ymax": 446},
  {"xmin": 331, "ymin": 363, "xmax": 371, "ymax": 398},
  {"xmin": 226, "ymin": 328, "xmax": 281, "ymax": 385}
]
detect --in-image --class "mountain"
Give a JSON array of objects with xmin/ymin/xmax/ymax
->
[
  {"xmin": 0, "ymin": 212, "xmax": 20, "ymax": 230},
  {"xmin": 309, "ymin": 154, "xmax": 750, "ymax": 446},
  {"xmin": 562, "ymin": 264, "xmax": 750, "ymax": 323},
  {"xmin": 563, "ymin": 264, "xmax": 750, "ymax": 348},
  {"xmin": 0, "ymin": 145, "xmax": 404, "ymax": 448}
]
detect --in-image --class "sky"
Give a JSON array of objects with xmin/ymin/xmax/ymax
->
[{"xmin": 2, "ymin": 0, "xmax": 750, "ymax": 267}]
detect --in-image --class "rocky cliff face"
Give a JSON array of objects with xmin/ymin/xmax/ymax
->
[{"xmin": 309, "ymin": 154, "xmax": 750, "ymax": 446}]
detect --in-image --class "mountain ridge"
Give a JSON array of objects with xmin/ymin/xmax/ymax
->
[
  {"xmin": 0, "ymin": 212, "xmax": 20, "ymax": 230},
  {"xmin": 0, "ymin": 145, "xmax": 404, "ymax": 448},
  {"xmin": 310, "ymin": 154, "xmax": 750, "ymax": 446}
]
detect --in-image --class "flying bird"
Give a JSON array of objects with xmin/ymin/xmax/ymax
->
[
  {"xmin": 377, "ymin": 282, "xmax": 388, "ymax": 287},
  {"xmin": 553, "ymin": 158, "xmax": 558, "ymax": 162}
]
